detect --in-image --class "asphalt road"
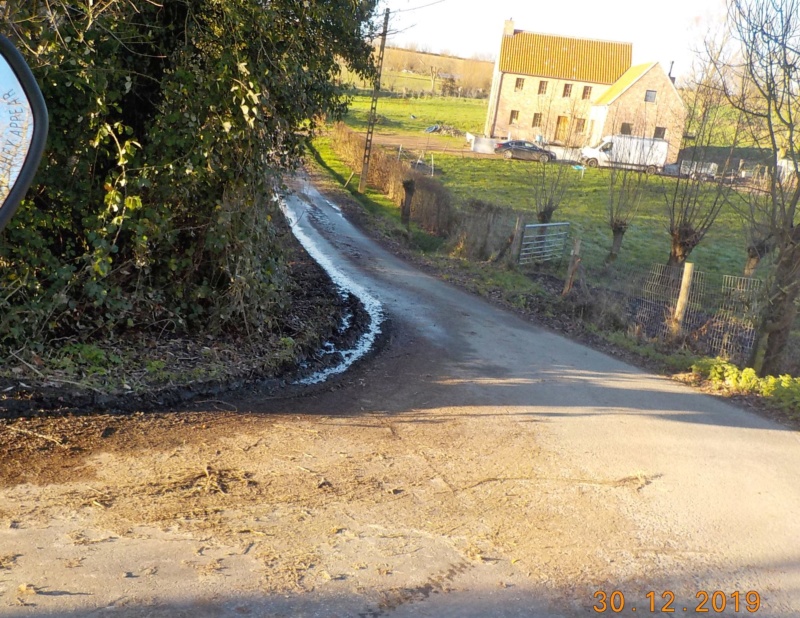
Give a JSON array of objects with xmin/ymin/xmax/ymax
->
[
  {"xmin": 1, "ymin": 179, "xmax": 798, "ymax": 617},
  {"xmin": 282, "ymin": 181, "xmax": 800, "ymax": 615}
]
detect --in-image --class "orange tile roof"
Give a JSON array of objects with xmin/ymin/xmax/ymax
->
[{"xmin": 499, "ymin": 31, "xmax": 632, "ymax": 85}]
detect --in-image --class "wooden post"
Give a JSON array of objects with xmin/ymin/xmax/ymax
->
[
  {"xmin": 401, "ymin": 179, "xmax": 415, "ymax": 230},
  {"xmin": 671, "ymin": 262, "xmax": 694, "ymax": 336},
  {"xmin": 562, "ymin": 238, "xmax": 582, "ymax": 296},
  {"xmin": 510, "ymin": 216, "xmax": 524, "ymax": 266},
  {"xmin": 497, "ymin": 216, "xmax": 524, "ymax": 266}
]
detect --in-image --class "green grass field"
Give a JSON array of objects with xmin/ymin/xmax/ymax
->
[
  {"xmin": 338, "ymin": 95, "xmax": 750, "ymax": 278},
  {"xmin": 342, "ymin": 69, "xmax": 437, "ymax": 95},
  {"xmin": 344, "ymin": 94, "xmax": 489, "ymax": 136},
  {"xmin": 431, "ymin": 156, "xmax": 747, "ymax": 276}
]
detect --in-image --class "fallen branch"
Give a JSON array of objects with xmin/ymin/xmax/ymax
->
[
  {"xmin": 6, "ymin": 426, "xmax": 67, "ymax": 449},
  {"xmin": 9, "ymin": 351, "xmax": 44, "ymax": 378}
]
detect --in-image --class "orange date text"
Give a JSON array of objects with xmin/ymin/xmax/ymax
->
[{"xmin": 592, "ymin": 590, "xmax": 762, "ymax": 613}]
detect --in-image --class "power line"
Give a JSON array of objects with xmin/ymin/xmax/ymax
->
[
  {"xmin": 392, "ymin": 0, "xmax": 448, "ymax": 14},
  {"xmin": 385, "ymin": 0, "xmax": 449, "ymax": 38}
]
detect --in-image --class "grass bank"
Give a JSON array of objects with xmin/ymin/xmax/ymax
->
[{"xmin": 311, "ymin": 128, "xmax": 799, "ymax": 420}]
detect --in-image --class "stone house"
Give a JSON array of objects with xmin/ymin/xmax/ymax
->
[{"xmin": 484, "ymin": 21, "xmax": 686, "ymax": 162}]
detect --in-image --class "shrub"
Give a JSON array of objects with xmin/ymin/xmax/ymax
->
[
  {"xmin": 1, "ymin": 1, "xmax": 377, "ymax": 350},
  {"xmin": 692, "ymin": 357, "xmax": 800, "ymax": 412}
]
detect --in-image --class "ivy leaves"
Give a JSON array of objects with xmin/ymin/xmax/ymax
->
[{"xmin": 0, "ymin": 0, "xmax": 379, "ymax": 347}]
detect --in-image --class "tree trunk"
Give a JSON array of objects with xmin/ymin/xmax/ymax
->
[
  {"xmin": 668, "ymin": 224, "xmax": 699, "ymax": 267},
  {"xmin": 667, "ymin": 246, "xmax": 689, "ymax": 267},
  {"xmin": 743, "ymin": 249, "xmax": 761, "ymax": 278},
  {"xmin": 743, "ymin": 236, "xmax": 774, "ymax": 277},
  {"xmin": 749, "ymin": 241, "xmax": 800, "ymax": 376},
  {"xmin": 533, "ymin": 208, "xmax": 556, "ymax": 255},
  {"xmin": 605, "ymin": 227, "xmax": 626, "ymax": 264},
  {"xmin": 536, "ymin": 208, "xmax": 555, "ymax": 224}
]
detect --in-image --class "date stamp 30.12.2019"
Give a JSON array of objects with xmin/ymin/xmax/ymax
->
[{"xmin": 593, "ymin": 590, "xmax": 762, "ymax": 613}]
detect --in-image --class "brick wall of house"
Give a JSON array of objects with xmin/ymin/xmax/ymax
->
[
  {"xmin": 602, "ymin": 66, "xmax": 686, "ymax": 162},
  {"xmin": 488, "ymin": 73, "xmax": 612, "ymax": 146}
]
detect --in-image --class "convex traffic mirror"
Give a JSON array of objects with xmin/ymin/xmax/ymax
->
[{"xmin": 0, "ymin": 34, "xmax": 47, "ymax": 233}]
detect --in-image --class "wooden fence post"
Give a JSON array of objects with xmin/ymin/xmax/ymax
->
[
  {"xmin": 562, "ymin": 238, "xmax": 582, "ymax": 296},
  {"xmin": 507, "ymin": 216, "xmax": 524, "ymax": 267},
  {"xmin": 401, "ymin": 179, "xmax": 415, "ymax": 231},
  {"xmin": 671, "ymin": 262, "xmax": 694, "ymax": 336}
]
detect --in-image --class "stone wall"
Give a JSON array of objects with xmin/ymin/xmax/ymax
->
[
  {"xmin": 602, "ymin": 66, "xmax": 685, "ymax": 163},
  {"xmin": 487, "ymin": 72, "xmax": 613, "ymax": 146}
]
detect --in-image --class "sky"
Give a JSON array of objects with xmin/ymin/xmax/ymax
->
[{"xmin": 381, "ymin": 0, "xmax": 728, "ymax": 81}]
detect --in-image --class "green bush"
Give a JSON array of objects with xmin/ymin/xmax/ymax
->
[
  {"xmin": 692, "ymin": 357, "xmax": 800, "ymax": 413},
  {"xmin": 1, "ymin": 0, "xmax": 377, "ymax": 351}
]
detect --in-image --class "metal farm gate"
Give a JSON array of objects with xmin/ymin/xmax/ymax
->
[{"xmin": 518, "ymin": 222, "xmax": 570, "ymax": 265}]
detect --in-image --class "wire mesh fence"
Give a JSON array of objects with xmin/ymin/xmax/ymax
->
[{"xmin": 551, "ymin": 258, "xmax": 764, "ymax": 366}]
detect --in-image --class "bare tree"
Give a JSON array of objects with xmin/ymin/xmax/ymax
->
[
  {"xmin": 715, "ymin": 0, "xmax": 800, "ymax": 375},
  {"xmin": 526, "ymin": 162, "xmax": 576, "ymax": 225},
  {"xmin": 524, "ymin": 116, "xmax": 582, "ymax": 224},
  {"xmin": 520, "ymin": 96, "xmax": 588, "ymax": 226},
  {"xmin": 727, "ymin": 176, "xmax": 778, "ymax": 277},
  {"xmin": 429, "ymin": 65, "xmax": 439, "ymax": 94},
  {"xmin": 605, "ymin": 168, "xmax": 649, "ymax": 264},
  {"xmin": 663, "ymin": 51, "xmax": 741, "ymax": 266}
]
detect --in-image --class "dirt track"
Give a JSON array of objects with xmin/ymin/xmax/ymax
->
[{"xmin": 0, "ymin": 178, "xmax": 799, "ymax": 617}]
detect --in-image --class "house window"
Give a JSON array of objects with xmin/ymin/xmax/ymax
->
[
  {"xmin": 645, "ymin": 89, "xmax": 657, "ymax": 102},
  {"xmin": 582, "ymin": 86, "xmax": 592, "ymax": 100},
  {"xmin": 654, "ymin": 126, "xmax": 667, "ymax": 139},
  {"xmin": 575, "ymin": 118, "xmax": 586, "ymax": 133},
  {"xmin": 509, "ymin": 110, "xmax": 520, "ymax": 125},
  {"xmin": 538, "ymin": 80, "xmax": 548, "ymax": 95},
  {"xmin": 620, "ymin": 122, "xmax": 633, "ymax": 135},
  {"xmin": 515, "ymin": 78, "xmax": 525, "ymax": 92},
  {"xmin": 532, "ymin": 112, "xmax": 543, "ymax": 128},
  {"xmin": 563, "ymin": 83, "xmax": 573, "ymax": 97}
]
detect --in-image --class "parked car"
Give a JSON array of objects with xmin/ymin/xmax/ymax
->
[
  {"xmin": 680, "ymin": 160, "xmax": 719, "ymax": 181},
  {"xmin": 494, "ymin": 140, "xmax": 557, "ymax": 162}
]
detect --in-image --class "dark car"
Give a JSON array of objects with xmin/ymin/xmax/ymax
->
[{"xmin": 494, "ymin": 140, "xmax": 557, "ymax": 162}]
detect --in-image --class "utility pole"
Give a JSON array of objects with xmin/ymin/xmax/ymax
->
[{"xmin": 358, "ymin": 8, "xmax": 390, "ymax": 193}]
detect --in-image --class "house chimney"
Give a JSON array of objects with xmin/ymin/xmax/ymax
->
[
  {"xmin": 668, "ymin": 61, "xmax": 676, "ymax": 84},
  {"xmin": 503, "ymin": 19, "xmax": 515, "ymax": 37}
]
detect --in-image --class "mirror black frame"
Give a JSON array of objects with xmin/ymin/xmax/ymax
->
[{"xmin": 0, "ymin": 34, "xmax": 48, "ymax": 233}]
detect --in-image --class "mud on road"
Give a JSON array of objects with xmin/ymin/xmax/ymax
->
[{"xmin": 0, "ymin": 345, "xmax": 673, "ymax": 618}]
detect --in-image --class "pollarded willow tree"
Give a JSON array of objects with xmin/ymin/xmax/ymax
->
[
  {"xmin": 605, "ymin": 168, "xmax": 649, "ymax": 264},
  {"xmin": 523, "ymin": 96, "xmax": 585, "ymax": 225},
  {"xmin": 714, "ymin": 0, "xmax": 800, "ymax": 376},
  {"xmin": 0, "ymin": 0, "xmax": 379, "ymax": 348},
  {"xmin": 663, "ymin": 50, "xmax": 742, "ymax": 266},
  {"xmin": 731, "ymin": 177, "xmax": 779, "ymax": 277},
  {"xmin": 526, "ymin": 161, "xmax": 576, "ymax": 225}
]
